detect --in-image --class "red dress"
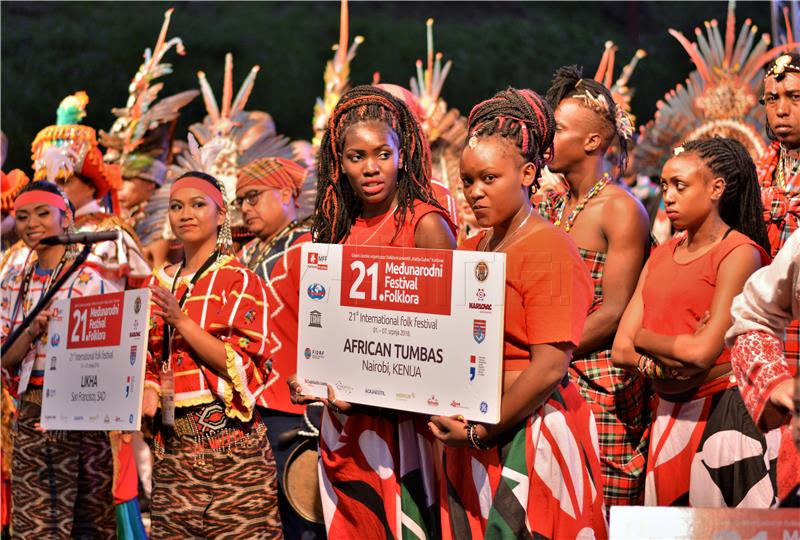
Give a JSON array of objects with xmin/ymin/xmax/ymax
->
[
  {"xmin": 439, "ymin": 226, "xmax": 606, "ymax": 540},
  {"xmin": 642, "ymin": 231, "xmax": 778, "ymax": 507},
  {"xmin": 319, "ymin": 201, "xmax": 454, "ymax": 539}
]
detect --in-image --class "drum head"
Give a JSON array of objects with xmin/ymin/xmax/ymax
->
[{"xmin": 283, "ymin": 438, "xmax": 324, "ymax": 524}]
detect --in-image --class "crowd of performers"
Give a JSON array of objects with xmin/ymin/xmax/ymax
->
[{"xmin": 0, "ymin": 3, "xmax": 799, "ymax": 539}]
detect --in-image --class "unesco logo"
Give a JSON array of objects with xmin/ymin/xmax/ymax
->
[{"xmin": 307, "ymin": 283, "xmax": 327, "ymax": 300}]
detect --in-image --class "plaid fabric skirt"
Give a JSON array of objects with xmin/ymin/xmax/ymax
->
[
  {"xmin": 645, "ymin": 379, "xmax": 780, "ymax": 507},
  {"xmin": 11, "ymin": 390, "xmax": 114, "ymax": 539},
  {"xmin": 439, "ymin": 381, "xmax": 607, "ymax": 540}
]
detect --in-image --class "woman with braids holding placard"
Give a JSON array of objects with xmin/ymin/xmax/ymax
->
[
  {"xmin": 613, "ymin": 137, "xmax": 777, "ymax": 507},
  {"xmin": 429, "ymin": 88, "xmax": 606, "ymax": 539},
  {"xmin": 289, "ymin": 85, "xmax": 456, "ymax": 539}
]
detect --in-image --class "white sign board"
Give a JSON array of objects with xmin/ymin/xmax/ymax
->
[
  {"xmin": 41, "ymin": 289, "xmax": 149, "ymax": 431},
  {"xmin": 297, "ymin": 243, "xmax": 506, "ymax": 423}
]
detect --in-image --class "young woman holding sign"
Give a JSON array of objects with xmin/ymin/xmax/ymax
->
[
  {"xmin": 142, "ymin": 171, "xmax": 281, "ymax": 538},
  {"xmin": 0, "ymin": 181, "xmax": 117, "ymax": 537},
  {"xmin": 428, "ymin": 89, "xmax": 607, "ymax": 539},
  {"xmin": 289, "ymin": 85, "xmax": 455, "ymax": 538}
]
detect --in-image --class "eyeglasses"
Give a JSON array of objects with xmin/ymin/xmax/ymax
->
[{"xmin": 233, "ymin": 189, "xmax": 277, "ymax": 209}]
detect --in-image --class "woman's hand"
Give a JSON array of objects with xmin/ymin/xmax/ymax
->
[
  {"xmin": 149, "ymin": 285, "xmax": 188, "ymax": 329},
  {"xmin": 323, "ymin": 384, "xmax": 357, "ymax": 415},
  {"xmin": 428, "ymin": 415, "xmax": 480, "ymax": 448},
  {"xmin": 286, "ymin": 374, "xmax": 323, "ymax": 406},
  {"xmin": 142, "ymin": 387, "xmax": 159, "ymax": 417},
  {"xmin": 27, "ymin": 310, "xmax": 53, "ymax": 341}
]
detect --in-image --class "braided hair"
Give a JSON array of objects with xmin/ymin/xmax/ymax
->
[
  {"xmin": 546, "ymin": 65, "xmax": 628, "ymax": 176},
  {"xmin": 680, "ymin": 137, "xmax": 770, "ymax": 254},
  {"xmin": 312, "ymin": 85, "xmax": 439, "ymax": 244},
  {"xmin": 466, "ymin": 87, "xmax": 556, "ymax": 190}
]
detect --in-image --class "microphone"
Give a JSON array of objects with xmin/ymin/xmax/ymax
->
[{"xmin": 39, "ymin": 231, "xmax": 120, "ymax": 246}]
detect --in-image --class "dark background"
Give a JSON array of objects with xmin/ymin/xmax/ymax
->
[{"xmin": 0, "ymin": 1, "xmax": 776, "ymax": 172}]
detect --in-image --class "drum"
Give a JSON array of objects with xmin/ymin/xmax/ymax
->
[{"xmin": 282, "ymin": 437, "xmax": 324, "ymax": 524}]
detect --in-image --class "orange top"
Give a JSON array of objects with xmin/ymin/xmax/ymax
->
[
  {"xmin": 464, "ymin": 225, "xmax": 593, "ymax": 372},
  {"xmin": 643, "ymin": 230, "xmax": 769, "ymax": 367},
  {"xmin": 345, "ymin": 200, "xmax": 455, "ymax": 247}
]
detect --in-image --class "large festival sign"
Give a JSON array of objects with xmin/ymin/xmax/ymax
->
[
  {"xmin": 297, "ymin": 243, "xmax": 506, "ymax": 423},
  {"xmin": 40, "ymin": 289, "xmax": 150, "ymax": 431}
]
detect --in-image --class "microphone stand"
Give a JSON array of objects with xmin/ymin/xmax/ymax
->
[{"xmin": 1, "ymin": 243, "xmax": 93, "ymax": 357}]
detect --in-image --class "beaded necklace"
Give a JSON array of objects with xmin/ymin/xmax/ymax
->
[
  {"xmin": 245, "ymin": 219, "xmax": 303, "ymax": 271},
  {"xmin": 554, "ymin": 173, "xmax": 611, "ymax": 232},
  {"xmin": 776, "ymin": 145, "xmax": 800, "ymax": 190}
]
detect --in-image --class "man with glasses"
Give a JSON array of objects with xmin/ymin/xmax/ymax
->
[{"xmin": 235, "ymin": 157, "xmax": 323, "ymax": 538}]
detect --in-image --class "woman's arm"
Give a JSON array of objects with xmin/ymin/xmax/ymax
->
[
  {"xmin": 611, "ymin": 264, "xmax": 648, "ymax": 370},
  {"xmin": 149, "ymin": 284, "xmax": 230, "ymax": 377},
  {"xmin": 1, "ymin": 311, "xmax": 50, "ymax": 369},
  {"xmin": 415, "ymin": 212, "xmax": 457, "ymax": 249},
  {"xmin": 634, "ymin": 244, "xmax": 762, "ymax": 371}
]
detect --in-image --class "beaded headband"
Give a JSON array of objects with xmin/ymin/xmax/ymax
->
[
  {"xmin": 765, "ymin": 54, "xmax": 800, "ymax": 78},
  {"xmin": 573, "ymin": 82, "xmax": 634, "ymax": 141}
]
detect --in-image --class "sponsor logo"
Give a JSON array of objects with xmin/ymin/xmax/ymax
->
[
  {"xmin": 396, "ymin": 392, "xmax": 415, "ymax": 401},
  {"xmin": 133, "ymin": 318, "xmax": 139, "ymax": 331},
  {"xmin": 115, "ymin": 417, "xmax": 122, "ymax": 422},
  {"xmin": 480, "ymin": 401, "xmax": 488, "ymax": 414},
  {"xmin": 469, "ymin": 355, "xmax": 477, "ymax": 381},
  {"xmin": 74, "ymin": 415, "xmax": 84, "ymax": 421},
  {"xmin": 307, "ymin": 283, "xmax": 327, "ymax": 300},
  {"xmin": 334, "ymin": 381, "xmax": 354, "ymax": 395},
  {"xmin": 309, "ymin": 310, "xmax": 322, "ymax": 328},
  {"xmin": 450, "ymin": 400, "xmax": 465, "ymax": 409},
  {"xmin": 307, "ymin": 252, "xmax": 329, "ymax": 270},
  {"xmin": 104, "ymin": 415, "xmax": 110, "ymax": 424},
  {"xmin": 365, "ymin": 388, "xmax": 386, "ymax": 396},
  {"xmin": 304, "ymin": 348, "xmax": 325, "ymax": 360},
  {"xmin": 130, "ymin": 345, "xmax": 137, "ymax": 366},
  {"xmin": 134, "ymin": 296, "xmax": 142, "ymax": 314},
  {"xmin": 427, "ymin": 395, "xmax": 439, "ymax": 407},
  {"xmin": 129, "ymin": 331, "xmax": 142, "ymax": 338},
  {"xmin": 124, "ymin": 376, "xmax": 133, "ymax": 398},
  {"xmin": 52, "ymin": 307, "xmax": 62, "ymax": 321},
  {"xmin": 49, "ymin": 356, "xmax": 57, "ymax": 371},
  {"xmin": 468, "ymin": 301, "xmax": 493, "ymax": 311},
  {"xmin": 50, "ymin": 333, "xmax": 61, "ymax": 347},
  {"xmin": 476, "ymin": 289, "xmax": 486, "ymax": 301},
  {"xmin": 475, "ymin": 261, "xmax": 489, "ymax": 282},
  {"xmin": 129, "ymin": 414, "xmax": 134, "ymax": 424},
  {"xmin": 473, "ymin": 320, "xmax": 486, "ymax": 344},
  {"xmin": 46, "ymin": 388, "xmax": 55, "ymax": 398},
  {"xmin": 44, "ymin": 415, "xmax": 56, "ymax": 420},
  {"xmin": 304, "ymin": 378, "xmax": 327, "ymax": 386}
]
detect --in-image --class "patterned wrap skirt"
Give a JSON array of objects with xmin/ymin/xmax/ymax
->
[
  {"xmin": 11, "ymin": 389, "xmax": 115, "ymax": 539},
  {"xmin": 149, "ymin": 401, "xmax": 283, "ymax": 539},
  {"xmin": 319, "ymin": 408, "xmax": 439, "ymax": 539},
  {"xmin": 645, "ymin": 377, "xmax": 780, "ymax": 507},
  {"xmin": 439, "ymin": 380, "xmax": 607, "ymax": 540}
]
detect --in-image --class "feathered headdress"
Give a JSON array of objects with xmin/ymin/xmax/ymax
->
[
  {"xmin": 593, "ymin": 41, "xmax": 646, "ymax": 135},
  {"xmin": 635, "ymin": 1, "xmax": 799, "ymax": 177},
  {"xmin": 311, "ymin": 0, "xmax": 365, "ymax": 150},
  {"xmin": 99, "ymin": 8, "xmax": 198, "ymax": 186}
]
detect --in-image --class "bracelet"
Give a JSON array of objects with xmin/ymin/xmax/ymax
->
[
  {"xmin": 637, "ymin": 354, "xmax": 668, "ymax": 379},
  {"xmin": 466, "ymin": 422, "xmax": 490, "ymax": 450}
]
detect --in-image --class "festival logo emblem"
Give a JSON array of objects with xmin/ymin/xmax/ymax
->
[
  {"xmin": 427, "ymin": 395, "xmax": 439, "ymax": 406},
  {"xmin": 129, "ymin": 345, "xmax": 137, "ymax": 366},
  {"xmin": 307, "ymin": 283, "xmax": 327, "ymax": 300},
  {"xmin": 307, "ymin": 252, "xmax": 328, "ymax": 270},
  {"xmin": 309, "ymin": 310, "xmax": 322, "ymax": 328},
  {"xmin": 469, "ymin": 355, "xmax": 477, "ymax": 381},
  {"xmin": 475, "ymin": 261, "xmax": 489, "ymax": 282},
  {"xmin": 134, "ymin": 296, "xmax": 142, "ymax": 314},
  {"xmin": 473, "ymin": 320, "xmax": 486, "ymax": 344}
]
